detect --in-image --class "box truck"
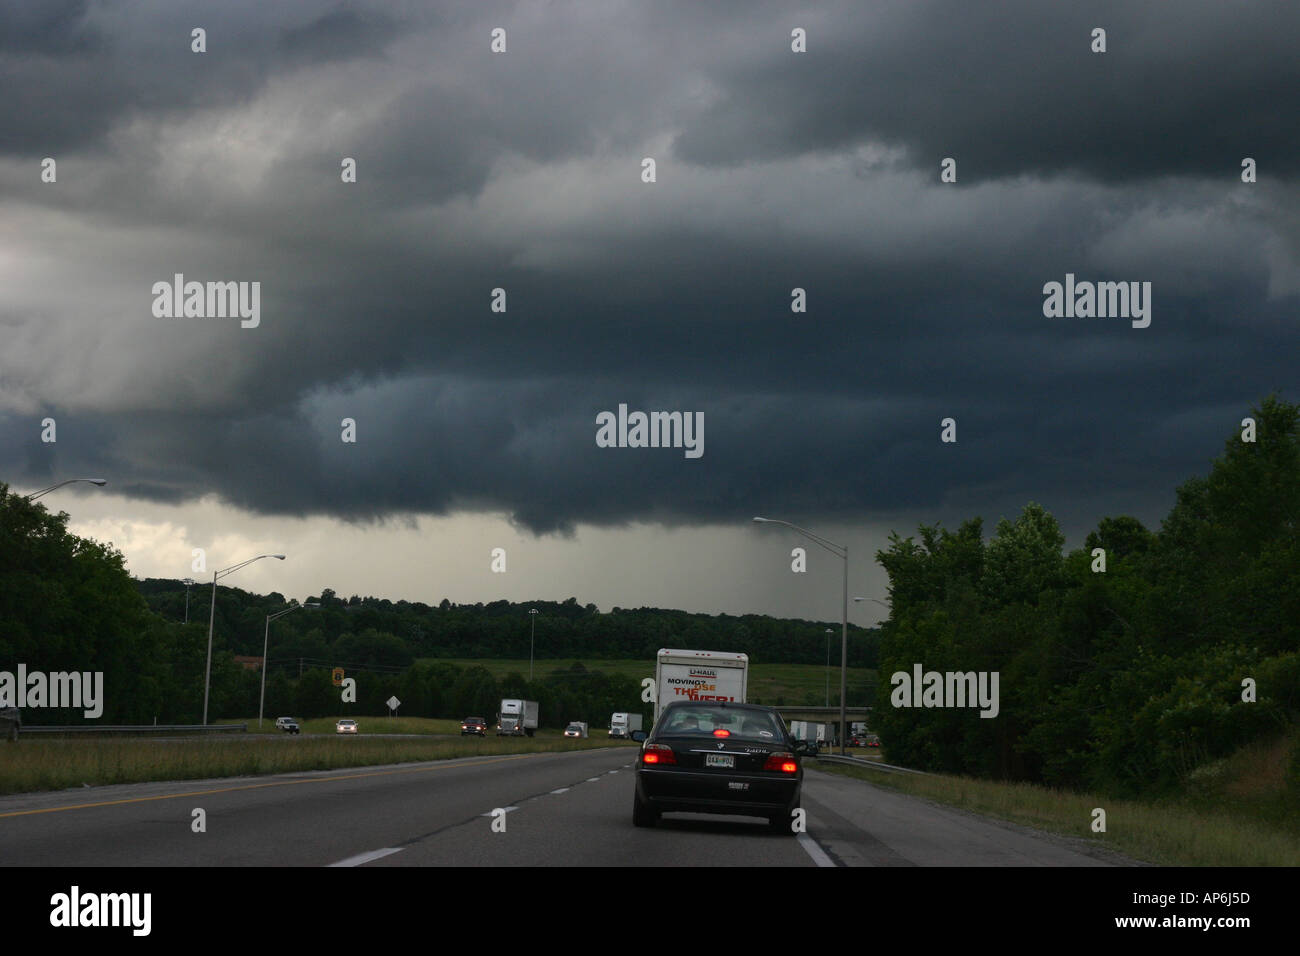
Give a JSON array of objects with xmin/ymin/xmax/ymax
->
[
  {"xmin": 653, "ymin": 649, "xmax": 749, "ymax": 724},
  {"xmin": 788, "ymin": 720, "xmax": 828, "ymax": 749},
  {"xmin": 608, "ymin": 712, "xmax": 643, "ymax": 738},
  {"xmin": 497, "ymin": 699, "xmax": 539, "ymax": 737}
]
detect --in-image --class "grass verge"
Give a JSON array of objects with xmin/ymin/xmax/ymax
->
[
  {"xmin": 0, "ymin": 736, "xmax": 633, "ymax": 796},
  {"xmin": 814, "ymin": 759, "xmax": 1300, "ymax": 866}
]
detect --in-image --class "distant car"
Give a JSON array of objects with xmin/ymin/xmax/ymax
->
[
  {"xmin": 461, "ymin": 717, "xmax": 487, "ymax": 736},
  {"xmin": 275, "ymin": 717, "xmax": 297, "ymax": 730},
  {"xmin": 563, "ymin": 722, "xmax": 587, "ymax": 738},
  {"xmin": 279, "ymin": 720, "xmax": 301, "ymax": 735},
  {"xmin": 865, "ymin": 734, "xmax": 881, "ymax": 749},
  {"xmin": 336, "ymin": 719, "xmax": 358, "ymax": 735},
  {"xmin": 633, "ymin": 701, "xmax": 804, "ymax": 833},
  {"xmin": 1, "ymin": 706, "xmax": 20, "ymax": 742}
]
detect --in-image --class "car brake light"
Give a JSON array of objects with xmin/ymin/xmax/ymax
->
[
  {"xmin": 764, "ymin": 752, "xmax": 798, "ymax": 773},
  {"xmin": 642, "ymin": 743, "xmax": 676, "ymax": 765},
  {"xmin": 712, "ymin": 729, "xmax": 730, "ymax": 738}
]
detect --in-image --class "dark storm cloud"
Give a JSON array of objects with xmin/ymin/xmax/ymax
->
[
  {"xmin": 1, "ymin": 0, "xmax": 1297, "ymax": 542},
  {"xmin": 672, "ymin": 0, "xmax": 1300, "ymax": 182},
  {"xmin": 276, "ymin": 8, "xmax": 399, "ymax": 65},
  {"xmin": 0, "ymin": 0, "xmax": 413, "ymax": 155},
  {"xmin": 0, "ymin": 1, "xmax": 102, "ymax": 55}
]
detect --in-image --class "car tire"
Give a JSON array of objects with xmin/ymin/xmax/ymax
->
[
  {"xmin": 767, "ymin": 810, "xmax": 796, "ymax": 835},
  {"xmin": 632, "ymin": 791, "xmax": 658, "ymax": 828}
]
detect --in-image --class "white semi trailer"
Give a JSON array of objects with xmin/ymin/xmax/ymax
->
[
  {"xmin": 497, "ymin": 699, "xmax": 539, "ymax": 737},
  {"xmin": 608, "ymin": 712, "xmax": 643, "ymax": 738}
]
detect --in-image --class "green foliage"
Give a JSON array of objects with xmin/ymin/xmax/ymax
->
[{"xmin": 873, "ymin": 395, "xmax": 1300, "ymax": 797}]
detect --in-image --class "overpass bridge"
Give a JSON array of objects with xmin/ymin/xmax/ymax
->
[{"xmin": 774, "ymin": 705, "xmax": 874, "ymax": 742}]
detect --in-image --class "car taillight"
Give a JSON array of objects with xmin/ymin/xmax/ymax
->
[
  {"xmin": 641, "ymin": 743, "xmax": 676, "ymax": 766},
  {"xmin": 711, "ymin": 728, "xmax": 730, "ymax": 738},
  {"xmin": 764, "ymin": 752, "xmax": 798, "ymax": 773}
]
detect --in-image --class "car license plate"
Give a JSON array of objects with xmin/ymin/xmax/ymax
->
[{"xmin": 706, "ymin": 754, "xmax": 734, "ymax": 768}]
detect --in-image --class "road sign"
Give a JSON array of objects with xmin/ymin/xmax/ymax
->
[
  {"xmin": 331, "ymin": 667, "xmax": 345, "ymax": 686},
  {"xmin": 386, "ymin": 696, "xmax": 400, "ymax": 714}
]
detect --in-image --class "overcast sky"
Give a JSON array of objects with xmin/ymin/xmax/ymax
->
[{"xmin": 2, "ymin": 0, "xmax": 1297, "ymax": 621}]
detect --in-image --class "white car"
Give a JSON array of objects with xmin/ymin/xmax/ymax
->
[
  {"xmin": 336, "ymin": 719, "xmax": 358, "ymax": 735},
  {"xmin": 275, "ymin": 717, "xmax": 297, "ymax": 730}
]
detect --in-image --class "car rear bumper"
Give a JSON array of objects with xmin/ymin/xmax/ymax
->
[{"xmin": 637, "ymin": 768, "xmax": 800, "ymax": 818}]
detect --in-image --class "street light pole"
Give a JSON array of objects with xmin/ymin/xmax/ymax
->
[
  {"xmin": 260, "ymin": 602, "xmax": 319, "ymax": 728},
  {"xmin": 204, "ymin": 553, "xmax": 286, "ymax": 725},
  {"xmin": 754, "ymin": 517, "xmax": 849, "ymax": 755},
  {"xmin": 824, "ymin": 628, "xmax": 833, "ymax": 707},
  {"xmin": 23, "ymin": 478, "xmax": 107, "ymax": 501},
  {"xmin": 529, "ymin": 608, "xmax": 538, "ymax": 681},
  {"xmin": 183, "ymin": 578, "xmax": 195, "ymax": 625},
  {"xmin": 853, "ymin": 596, "xmax": 890, "ymax": 626}
]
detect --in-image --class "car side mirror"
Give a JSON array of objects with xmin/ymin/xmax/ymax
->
[{"xmin": 630, "ymin": 731, "xmax": 648, "ymax": 742}]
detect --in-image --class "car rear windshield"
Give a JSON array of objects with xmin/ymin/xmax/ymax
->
[{"xmin": 658, "ymin": 706, "xmax": 784, "ymax": 742}]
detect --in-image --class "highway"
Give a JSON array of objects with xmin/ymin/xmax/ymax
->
[{"xmin": 0, "ymin": 748, "xmax": 1127, "ymax": 866}]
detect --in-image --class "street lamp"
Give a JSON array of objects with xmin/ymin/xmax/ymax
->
[
  {"xmin": 824, "ymin": 628, "xmax": 833, "ymax": 707},
  {"xmin": 204, "ymin": 554, "xmax": 285, "ymax": 725},
  {"xmin": 259, "ymin": 602, "xmax": 319, "ymax": 728},
  {"xmin": 754, "ymin": 516, "xmax": 849, "ymax": 755},
  {"xmin": 23, "ymin": 478, "xmax": 107, "ymax": 501},
  {"xmin": 529, "ymin": 608, "xmax": 538, "ymax": 681},
  {"xmin": 853, "ymin": 596, "xmax": 890, "ymax": 625}
]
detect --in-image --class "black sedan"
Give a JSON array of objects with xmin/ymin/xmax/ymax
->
[{"xmin": 633, "ymin": 701, "xmax": 805, "ymax": 833}]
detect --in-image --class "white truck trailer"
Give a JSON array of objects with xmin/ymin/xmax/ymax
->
[
  {"xmin": 497, "ymin": 699, "xmax": 539, "ymax": 737},
  {"xmin": 788, "ymin": 720, "xmax": 828, "ymax": 748},
  {"xmin": 608, "ymin": 712, "xmax": 644, "ymax": 738},
  {"xmin": 653, "ymin": 649, "xmax": 749, "ymax": 725}
]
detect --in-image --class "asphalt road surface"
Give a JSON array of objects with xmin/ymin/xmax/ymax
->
[{"xmin": 0, "ymin": 748, "xmax": 1126, "ymax": 866}]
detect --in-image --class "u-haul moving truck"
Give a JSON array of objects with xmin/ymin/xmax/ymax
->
[{"xmin": 653, "ymin": 649, "xmax": 749, "ymax": 725}]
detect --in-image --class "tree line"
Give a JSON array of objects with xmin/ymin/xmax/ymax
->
[
  {"xmin": 1, "ymin": 483, "xmax": 874, "ymax": 725},
  {"xmin": 873, "ymin": 395, "xmax": 1299, "ymax": 798}
]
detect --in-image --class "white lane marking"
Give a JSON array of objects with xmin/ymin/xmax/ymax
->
[
  {"xmin": 797, "ymin": 833, "xmax": 836, "ymax": 868},
  {"xmin": 328, "ymin": 847, "xmax": 403, "ymax": 867},
  {"xmin": 586, "ymin": 777, "xmax": 600, "ymax": 782},
  {"xmin": 480, "ymin": 806, "xmax": 519, "ymax": 816},
  {"xmin": 606, "ymin": 770, "xmax": 618, "ymax": 775},
  {"xmin": 550, "ymin": 788, "xmax": 570, "ymax": 794}
]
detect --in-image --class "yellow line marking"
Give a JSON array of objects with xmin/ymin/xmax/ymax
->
[{"xmin": 0, "ymin": 754, "xmax": 537, "ymax": 820}]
